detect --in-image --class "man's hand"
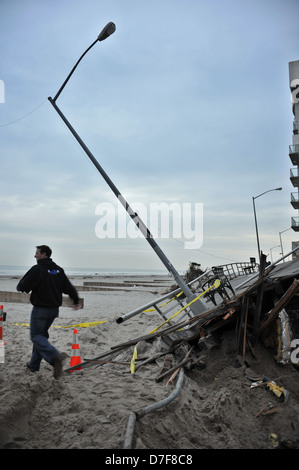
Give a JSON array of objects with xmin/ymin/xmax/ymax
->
[{"xmin": 73, "ymin": 304, "xmax": 82, "ymax": 310}]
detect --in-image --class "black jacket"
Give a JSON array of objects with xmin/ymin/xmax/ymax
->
[{"xmin": 17, "ymin": 258, "xmax": 80, "ymax": 308}]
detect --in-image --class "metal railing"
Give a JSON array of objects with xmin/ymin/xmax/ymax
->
[
  {"xmin": 210, "ymin": 261, "xmax": 258, "ymax": 280},
  {"xmin": 116, "ymin": 269, "xmax": 212, "ymax": 326},
  {"xmin": 235, "ymin": 246, "xmax": 299, "ymax": 290},
  {"xmin": 116, "ymin": 261, "xmax": 258, "ymax": 328}
]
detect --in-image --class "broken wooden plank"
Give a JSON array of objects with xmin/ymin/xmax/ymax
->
[
  {"xmin": 0, "ymin": 291, "xmax": 84, "ymax": 308},
  {"xmin": 155, "ymin": 356, "xmax": 192, "ymax": 382},
  {"xmin": 243, "ymin": 297, "xmax": 249, "ymax": 361},
  {"xmin": 258, "ymin": 279, "xmax": 299, "ymax": 336}
]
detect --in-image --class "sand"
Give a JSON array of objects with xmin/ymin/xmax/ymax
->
[{"xmin": 0, "ymin": 274, "xmax": 298, "ymax": 451}]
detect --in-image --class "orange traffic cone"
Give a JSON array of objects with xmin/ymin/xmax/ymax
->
[{"xmin": 69, "ymin": 328, "xmax": 82, "ymax": 372}]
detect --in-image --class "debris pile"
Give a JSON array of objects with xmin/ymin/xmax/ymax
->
[{"xmin": 110, "ymin": 255, "xmax": 299, "ymax": 448}]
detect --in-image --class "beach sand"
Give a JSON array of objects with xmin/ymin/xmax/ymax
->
[{"xmin": 0, "ymin": 274, "xmax": 298, "ymax": 450}]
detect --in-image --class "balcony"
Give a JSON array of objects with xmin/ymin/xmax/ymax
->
[
  {"xmin": 291, "ymin": 217, "xmax": 299, "ymax": 232},
  {"xmin": 289, "ymin": 145, "xmax": 299, "ymax": 165},
  {"xmin": 291, "ymin": 192, "xmax": 299, "ymax": 209},
  {"xmin": 290, "ymin": 167, "xmax": 299, "ymax": 187}
]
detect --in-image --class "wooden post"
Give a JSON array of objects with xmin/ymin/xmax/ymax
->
[{"xmin": 258, "ymin": 279, "xmax": 299, "ymax": 336}]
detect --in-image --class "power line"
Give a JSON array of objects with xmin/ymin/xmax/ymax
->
[
  {"xmin": 149, "ymin": 226, "xmax": 239, "ymax": 263},
  {"xmin": 170, "ymin": 237, "xmax": 239, "ymax": 263}
]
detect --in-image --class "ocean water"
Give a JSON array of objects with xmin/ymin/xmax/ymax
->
[{"xmin": 0, "ymin": 265, "xmax": 170, "ymax": 277}]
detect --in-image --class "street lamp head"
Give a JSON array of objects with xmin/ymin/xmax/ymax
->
[
  {"xmin": 252, "ymin": 186, "xmax": 283, "ymax": 263},
  {"xmin": 50, "ymin": 21, "xmax": 116, "ymax": 102},
  {"xmin": 253, "ymin": 186, "xmax": 283, "ymax": 200},
  {"xmin": 98, "ymin": 22, "xmax": 116, "ymax": 41}
]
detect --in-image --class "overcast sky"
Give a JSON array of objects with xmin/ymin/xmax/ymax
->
[{"xmin": 0, "ymin": 0, "xmax": 298, "ymax": 273}]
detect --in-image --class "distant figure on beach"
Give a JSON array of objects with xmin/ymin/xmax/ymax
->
[{"xmin": 16, "ymin": 245, "xmax": 81, "ymax": 379}]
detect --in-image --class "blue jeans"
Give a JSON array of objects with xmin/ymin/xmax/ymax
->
[{"xmin": 29, "ymin": 306, "xmax": 60, "ymax": 371}]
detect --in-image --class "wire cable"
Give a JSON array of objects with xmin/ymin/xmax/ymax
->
[{"xmin": 0, "ymin": 98, "xmax": 47, "ymax": 127}]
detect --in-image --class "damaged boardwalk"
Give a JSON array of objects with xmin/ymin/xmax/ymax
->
[
  {"xmin": 62, "ymin": 253, "xmax": 299, "ymax": 449},
  {"xmin": 68, "ymin": 254, "xmax": 299, "ymax": 375},
  {"xmin": 1, "ymin": 253, "xmax": 298, "ymax": 450}
]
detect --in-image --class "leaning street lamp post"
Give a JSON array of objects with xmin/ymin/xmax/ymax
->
[
  {"xmin": 48, "ymin": 22, "xmax": 207, "ymax": 316},
  {"xmin": 252, "ymin": 187, "xmax": 282, "ymax": 264}
]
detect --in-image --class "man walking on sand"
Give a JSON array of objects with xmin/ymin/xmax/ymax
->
[{"xmin": 17, "ymin": 245, "xmax": 81, "ymax": 379}]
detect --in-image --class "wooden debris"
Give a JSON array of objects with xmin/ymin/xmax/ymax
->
[
  {"xmin": 155, "ymin": 347, "xmax": 194, "ymax": 383},
  {"xmin": 66, "ymin": 258, "xmax": 299, "ymax": 376},
  {"xmin": 158, "ymin": 354, "xmax": 173, "ymax": 376},
  {"xmin": 255, "ymin": 404, "xmax": 279, "ymax": 418},
  {"xmin": 155, "ymin": 356, "xmax": 192, "ymax": 383},
  {"xmin": 258, "ymin": 279, "xmax": 299, "ymax": 336}
]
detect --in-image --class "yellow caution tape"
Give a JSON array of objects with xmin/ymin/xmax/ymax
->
[
  {"xmin": 56, "ymin": 321, "xmax": 107, "ymax": 328},
  {"xmin": 10, "ymin": 321, "xmax": 107, "ymax": 328},
  {"xmin": 130, "ymin": 345, "xmax": 138, "ymax": 374},
  {"xmin": 9, "ymin": 280, "xmax": 221, "ymax": 334},
  {"xmin": 143, "ymin": 290, "xmax": 185, "ymax": 312},
  {"xmin": 148, "ymin": 279, "xmax": 221, "ymax": 335}
]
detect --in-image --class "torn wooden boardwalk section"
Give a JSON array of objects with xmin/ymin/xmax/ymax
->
[{"xmin": 65, "ymin": 255, "xmax": 299, "ymax": 374}]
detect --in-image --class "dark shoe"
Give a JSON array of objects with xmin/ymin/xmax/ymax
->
[
  {"xmin": 26, "ymin": 362, "xmax": 39, "ymax": 373},
  {"xmin": 52, "ymin": 355, "xmax": 63, "ymax": 379}
]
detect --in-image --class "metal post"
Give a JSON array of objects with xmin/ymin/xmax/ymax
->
[
  {"xmin": 47, "ymin": 24, "xmax": 208, "ymax": 315},
  {"xmin": 279, "ymin": 228, "xmax": 291, "ymax": 263},
  {"xmin": 270, "ymin": 245, "xmax": 280, "ymax": 263},
  {"xmin": 252, "ymin": 187, "xmax": 282, "ymax": 265},
  {"xmin": 252, "ymin": 196, "xmax": 261, "ymax": 264},
  {"xmin": 48, "ymin": 100, "xmax": 206, "ymax": 315}
]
